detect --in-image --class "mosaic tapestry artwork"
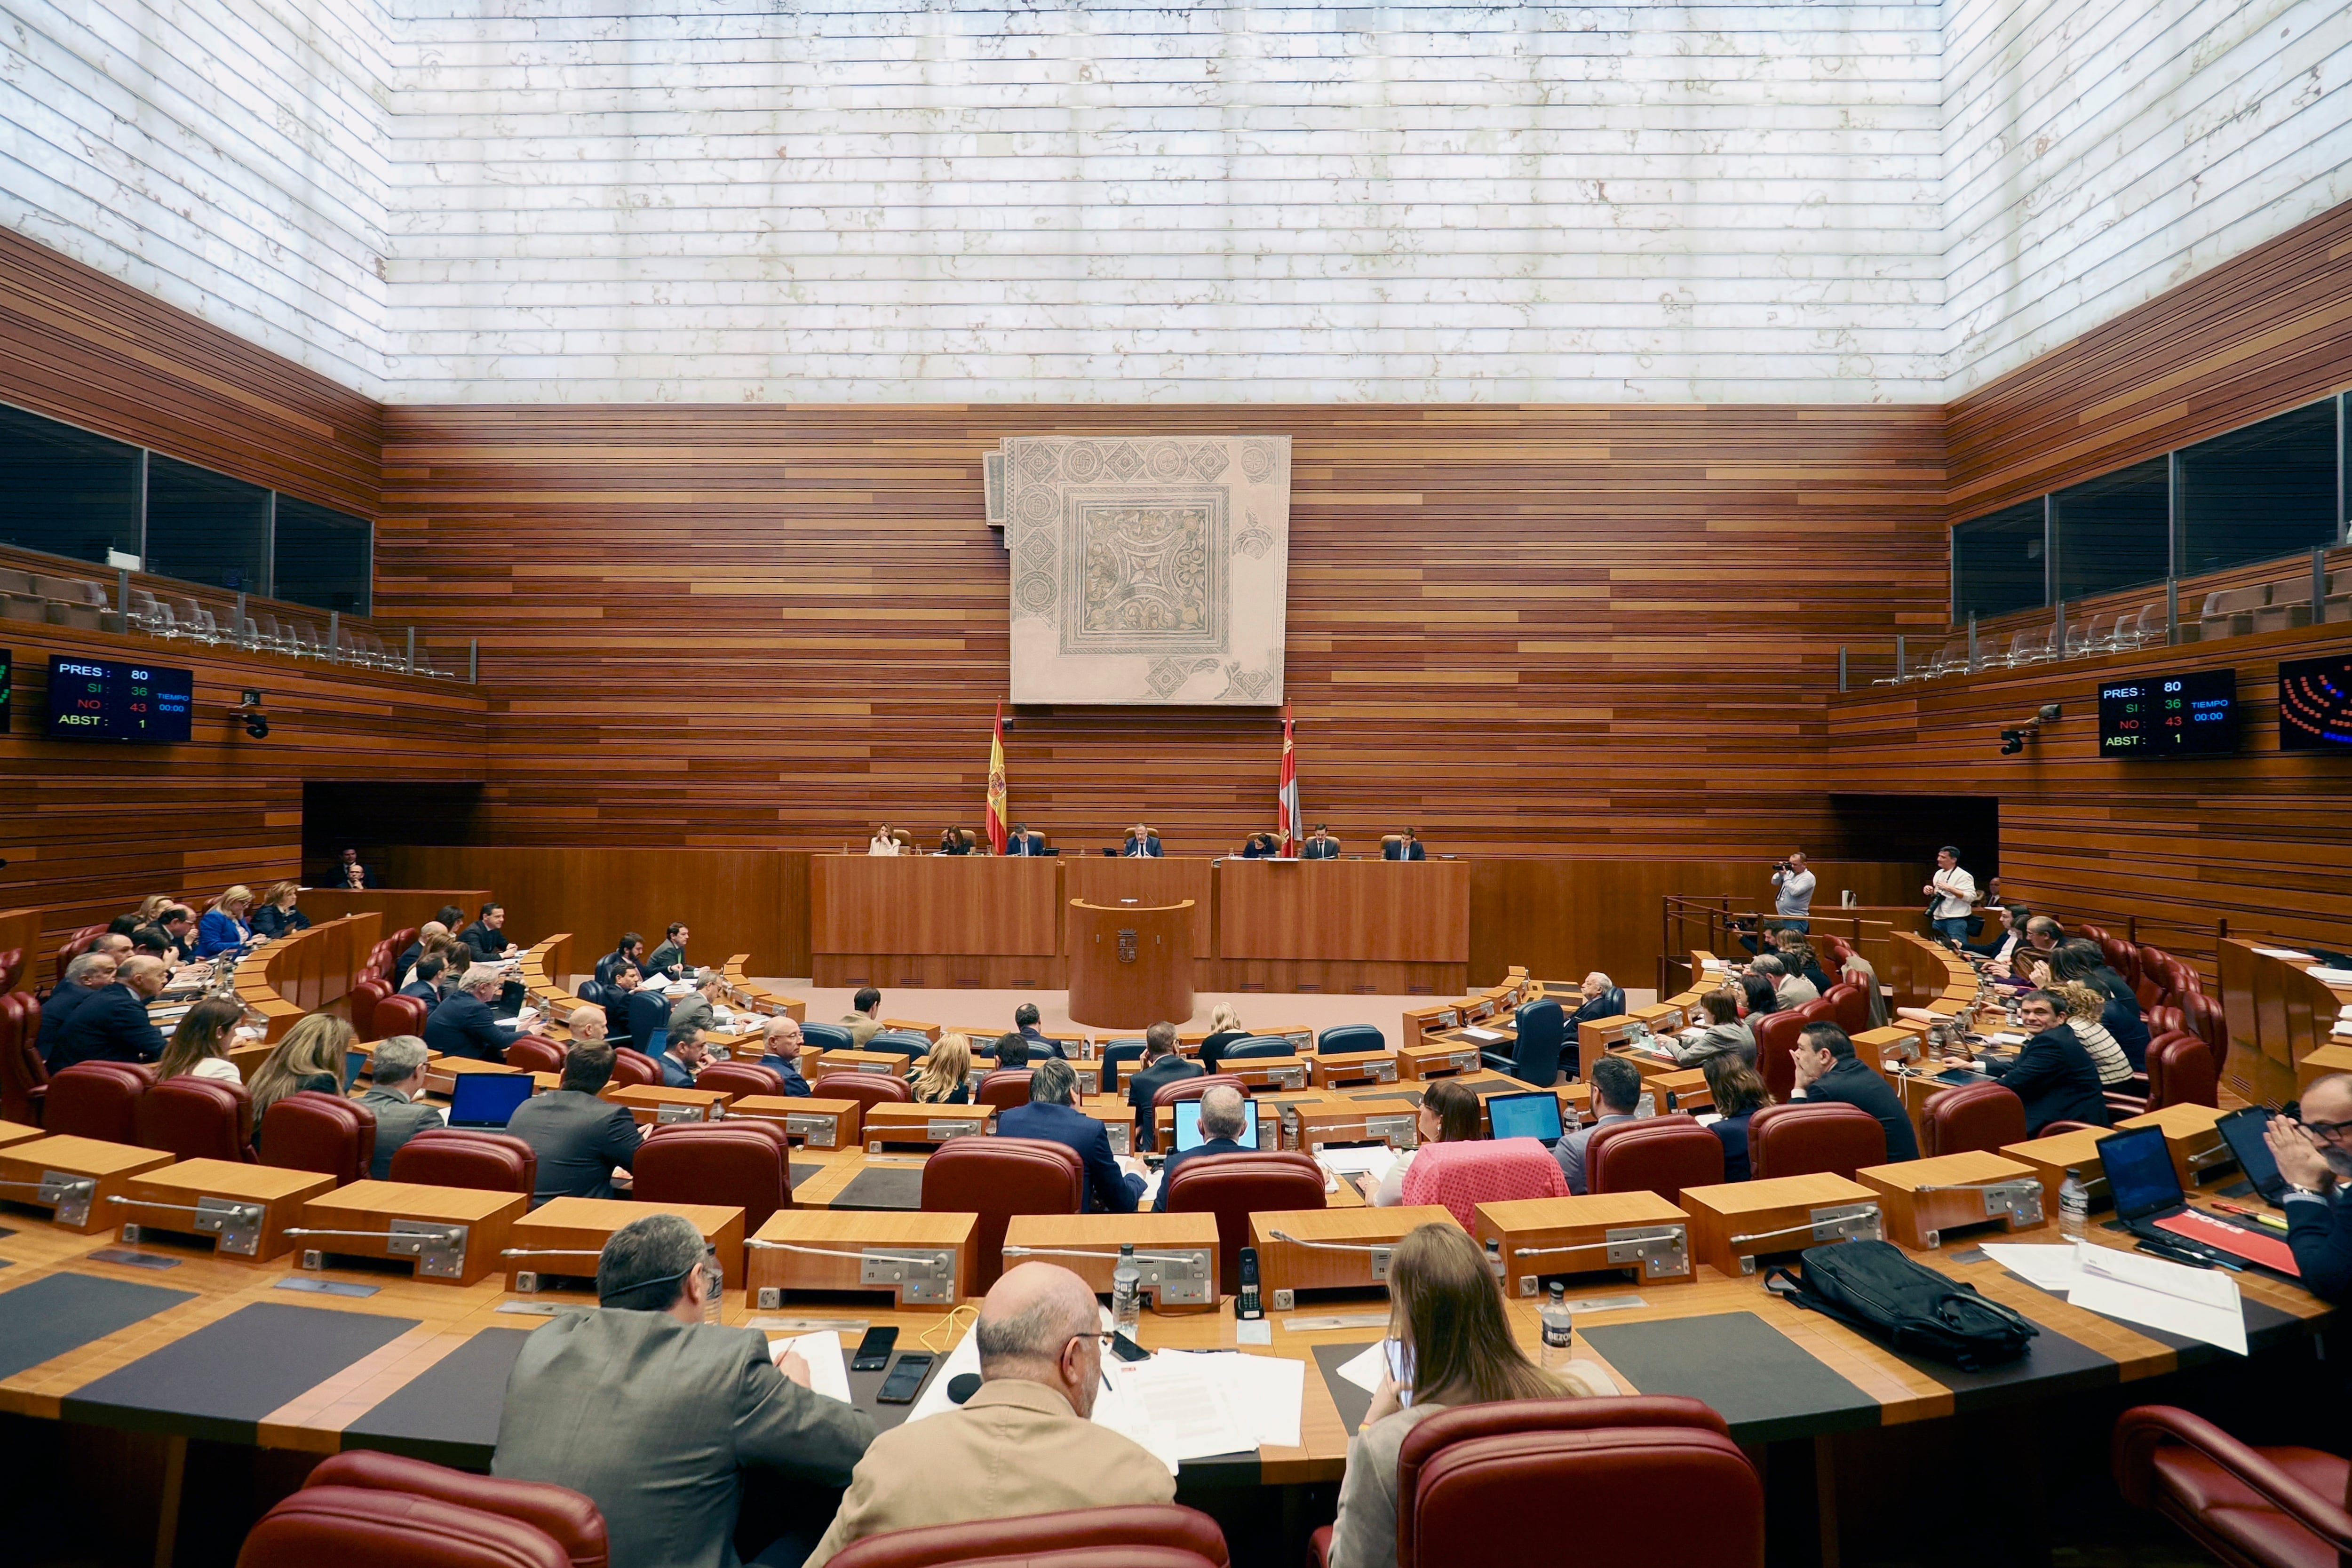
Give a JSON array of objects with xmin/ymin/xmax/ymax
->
[{"xmin": 996, "ymin": 434, "xmax": 1291, "ymax": 705}]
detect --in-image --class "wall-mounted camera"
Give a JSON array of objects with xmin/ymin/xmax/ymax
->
[
  {"xmin": 2000, "ymin": 702, "xmax": 2061, "ymax": 756},
  {"xmin": 235, "ymin": 688, "xmax": 269, "ymax": 740}
]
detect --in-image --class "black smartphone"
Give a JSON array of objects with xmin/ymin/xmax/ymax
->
[
  {"xmin": 1107, "ymin": 1331, "xmax": 1150, "ymax": 1363},
  {"xmin": 850, "ymin": 1325, "xmax": 898, "ymax": 1372},
  {"xmin": 875, "ymin": 1352, "xmax": 935, "ymax": 1403},
  {"xmin": 1236, "ymin": 1245, "xmax": 1263, "ymax": 1321}
]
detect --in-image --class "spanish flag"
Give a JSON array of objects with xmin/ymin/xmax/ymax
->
[{"xmin": 985, "ymin": 699, "xmax": 1009, "ymax": 854}]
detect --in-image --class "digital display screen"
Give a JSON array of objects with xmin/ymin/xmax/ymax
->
[
  {"xmin": 2097, "ymin": 669, "xmax": 2238, "ymax": 756},
  {"xmin": 45, "ymin": 656, "xmax": 194, "ymax": 742},
  {"xmin": 2279, "ymin": 653, "xmax": 2352, "ymax": 751}
]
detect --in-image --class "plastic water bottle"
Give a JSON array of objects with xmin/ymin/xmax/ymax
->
[
  {"xmin": 1540, "ymin": 1283, "xmax": 1575, "ymax": 1370},
  {"xmin": 1112, "ymin": 1243, "xmax": 1143, "ymax": 1338},
  {"xmin": 2058, "ymin": 1169, "xmax": 2090, "ymax": 1230}
]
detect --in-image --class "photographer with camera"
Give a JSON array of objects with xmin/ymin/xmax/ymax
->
[{"xmin": 1771, "ymin": 851, "xmax": 1815, "ymax": 933}]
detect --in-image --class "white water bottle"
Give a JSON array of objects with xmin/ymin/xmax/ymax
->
[
  {"xmin": 1540, "ymin": 1282, "xmax": 1575, "ymax": 1370},
  {"xmin": 1112, "ymin": 1243, "xmax": 1143, "ymax": 1338},
  {"xmin": 2058, "ymin": 1169, "xmax": 2090, "ymax": 1229}
]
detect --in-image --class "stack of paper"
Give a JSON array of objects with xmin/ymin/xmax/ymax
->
[
  {"xmin": 1319, "ymin": 1146, "xmax": 1400, "ymax": 1191},
  {"xmin": 766, "ymin": 1329, "xmax": 855, "ymax": 1403},
  {"xmin": 1095, "ymin": 1350, "xmax": 1305, "ymax": 1474},
  {"xmin": 1982, "ymin": 1239, "xmax": 2245, "ymax": 1354},
  {"xmin": 2252, "ymin": 947, "xmax": 2312, "ymax": 961}
]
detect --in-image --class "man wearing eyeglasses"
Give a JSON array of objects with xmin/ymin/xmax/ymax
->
[
  {"xmin": 2265, "ymin": 1072, "xmax": 2352, "ymax": 1305},
  {"xmin": 805, "ymin": 1262, "xmax": 1172, "ymax": 1564}
]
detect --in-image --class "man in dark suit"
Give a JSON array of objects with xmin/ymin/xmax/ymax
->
[
  {"xmin": 39, "ymin": 952, "xmax": 120, "ymax": 1064},
  {"xmin": 1940, "ymin": 990, "xmax": 2109, "ymax": 1138},
  {"xmin": 336, "ymin": 848, "xmax": 378, "ymax": 888},
  {"xmin": 506, "ymin": 1042, "xmax": 644, "ymax": 1202},
  {"xmin": 1124, "ymin": 1023, "xmax": 1202, "ymax": 1151},
  {"xmin": 596, "ymin": 932, "xmax": 646, "ymax": 987},
  {"xmin": 606, "ymin": 963, "xmax": 672, "ymax": 1056},
  {"xmin": 755, "ymin": 1016, "xmax": 814, "ymax": 1097},
  {"xmin": 398, "ymin": 953, "xmax": 447, "ymax": 1002},
  {"xmin": 493, "ymin": 1213, "xmax": 875, "ymax": 1568},
  {"xmin": 425, "ymin": 966, "xmax": 512, "ymax": 1063},
  {"xmin": 1009, "ymin": 1003, "xmax": 1066, "ymax": 1060},
  {"xmin": 997, "ymin": 1059, "xmax": 1144, "ymax": 1213},
  {"xmin": 1792, "ymin": 1021, "xmax": 1922, "ymax": 1161},
  {"xmin": 1005, "ymin": 823, "xmax": 1046, "ymax": 856},
  {"xmin": 49, "ymin": 955, "xmax": 170, "ymax": 1070},
  {"xmin": 658, "ymin": 1022, "xmax": 710, "ymax": 1089},
  {"xmin": 1382, "ymin": 828, "xmax": 1427, "ymax": 861},
  {"xmin": 644, "ymin": 923, "xmax": 690, "ymax": 980},
  {"xmin": 1153, "ymin": 1084, "xmax": 1254, "ymax": 1211},
  {"xmin": 1300, "ymin": 825, "xmax": 1340, "ymax": 859},
  {"xmin": 2267, "ymin": 1073, "xmax": 2352, "ymax": 1305},
  {"xmin": 460, "ymin": 902, "xmax": 513, "ymax": 962},
  {"xmin": 1120, "ymin": 824, "xmax": 1162, "ymax": 858},
  {"xmin": 359, "ymin": 1036, "xmax": 446, "ymax": 1180}
]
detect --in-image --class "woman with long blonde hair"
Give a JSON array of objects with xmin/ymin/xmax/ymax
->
[
  {"xmin": 246, "ymin": 1013, "xmax": 354, "ymax": 1137},
  {"xmin": 158, "ymin": 997, "xmax": 248, "ymax": 1084},
  {"xmin": 250, "ymin": 881, "xmax": 311, "ymax": 940},
  {"xmin": 1200, "ymin": 1001, "xmax": 1249, "ymax": 1072},
  {"xmin": 908, "ymin": 1033, "xmax": 973, "ymax": 1104},
  {"xmin": 195, "ymin": 884, "xmax": 256, "ymax": 959},
  {"xmin": 1327, "ymin": 1224, "xmax": 1591, "ymax": 1568}
]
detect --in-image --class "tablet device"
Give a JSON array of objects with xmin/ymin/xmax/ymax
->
[
  {"xmin": 1173, "ymin": 1097, "xmax": 1259, "ymax": 1151},
  {"xmin": 448, "ymin": 1071, "xmax": 535, "ymax": 1129},
  {"xmin": 1486, "ymin": 1090, "xmax": 1563, "ymax": 1142},
  {"xmin": 2215, "ymin": 1106, "xmax": 2289, "ymax": 1203}
]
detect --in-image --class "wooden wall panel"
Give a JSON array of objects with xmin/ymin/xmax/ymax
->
[{"xmin": 373, "ymin": 405, "xmax": 1948, "ymax": 858}]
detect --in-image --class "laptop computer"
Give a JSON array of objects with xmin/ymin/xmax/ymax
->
[
  {"xmin": 2098, "ymin": 1124, "xmax": 2300, "ymax": 1277},
  {"xmin": 2214, "ymin": 1106, "xmax": 2290, "ymax": 1203},
  {"xmin": 343, "ymin": 1048, "xmax": 370, "ymax": 1092},
  {"xmin": 1173, "ymin": 1098, "xmax": 1259, "ymax": 1152},
  {"xmin": 447, "ymin": 1072, "xmax": 536, "ymax": 1130},
  {"xmin": 1485, "ymin": 1090, "xmax": 1564, "ymax": 1143}
]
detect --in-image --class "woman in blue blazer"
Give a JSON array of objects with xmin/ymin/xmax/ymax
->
[{"xmin": 194, "ymin": 885, "xmax": 256, "ymax": 958}]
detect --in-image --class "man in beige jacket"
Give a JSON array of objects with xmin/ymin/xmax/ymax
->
[{"xmin": 802, "ymin": 1262, "xmax": 1173, "ymax": 1565}]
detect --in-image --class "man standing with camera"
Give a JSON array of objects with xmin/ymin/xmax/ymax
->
[{"xmin": 1772, "ymin": 851, "xmax": 1816, "ymax": 933}]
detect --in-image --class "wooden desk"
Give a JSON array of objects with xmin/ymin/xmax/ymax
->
[
  {"xmin": 0, "ymin": 1136, "xmax": 175, "ymax": 1232},
  {"xmin": 289, "ymin": 1181, "xmax": 526, "ymax": 1288},
  {"xmin": 2219, "ymin": 939, "xmax": 2352, "ymax": 1106},
  {"xmin": 812, "ymin": 854, "xmax": 1062, "ymax": 989},
  {"xmin": 113, "ymin": 1160, "xmax": 334, "ymax": 1263},
  {"xmin": 1219, "ymin": 858, "xmax": 1467, "ymax": 994},
  {"xmin": 1064, "ymin": 857, "xmax": 1216, "ymax": 958},
  {"xmin": 505, "ymin": 1196, "xmax": 747, "ymax": 1291},
  {"xmin": 235, "ymin": 914, "xmax": 384, "ymax": 1040},
  {"xmin": 1001, "ymin": 1214, "xmax": 1222, "ymax": 1308}
]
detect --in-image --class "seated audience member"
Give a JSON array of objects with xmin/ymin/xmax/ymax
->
[
  {"xmin": 248, "ymin": 882, "xmax": 311, "ymax": 940},
  {"xmin": 2051, "ymin": 940, "xmax": 2151, "ymax": 1069},
  {"xmin": 50, "ymin": 954, "xmax": 171, "ymax": 1069},
  {"xmin": 909, "ymin": 1033, "xmax": 972, "ymax": 1104},
  {"xmin": 657, "ymin": 1021, "xmax": 710, "ymax": 1088},
  {"xmin": 2266, "ymin": 1074, "xmax": 2352, "ymax": 1305},
  {"xmin": 113, "ymin": 894, "xmax": 172, "ymax": 936},
  {"xmin": 1371, "ymin": 1079, "xmax": 1482, "ymax": 1205},
  {"xmin": 606, "ymin": 963, "xmax": 672, "ymax": 1055},
  {"xmin": 1560, "ymin": 971, "xmax": 1628, "ymax": 1077},
  {"xmin": 157, "ymin": 997, "xmax": 247, "ymax": 1084},
  {"xmin": 1777, "ymin": 933, "xmax": 1835, "ymax": 996},
  {"xmin": 993, "ymin": 1033, "xmax": 1032, "ymax": 1070},
  {"xmin": 1300, "ymin": 824, "xmax": 1340, "ymax": 860},
  {"xmin": 1326, "ymin": 1225, "xmax": 1592, "ymax": 1568},
  {"xmin": 644, "ymin": 922, "xmax": 691, "ymax": 980},
  {"xmin": 937, "ymin": 824, "xmax": 971, "ymax": 855},
  {"xmin": 143, "ymin": 905, "xmax": 197, "ymax": 964},
  {"xmin": 1752, "ymin": 954, "xmax": 1818, "ymax": 1009},
  {"xmin": 395, "ymin": 921, "xmax": 447, "ymax": 984},
  {"xmin": 1125, "ymin": 1022, "xmax": 1202, "ymax": 1149},
  {"xmin": 1153, "ymin": 1084, "xmax": 1255, "ymax": 1211},
  {"xmin": 837, "ymin": 986, "xmax": 885, "ymax": 1048},
  {"xmin": 1383, "ymin": 828, "xmax": 1426, "ymax": 860},
  {"xmin": 425, "ymin": 965, "xmax": 512, "ymax": 1063},
  {"xmin": 248, "ymin": 1015, "xmax": 354, "ymax": 1139},
  {"xmin": 566, "ymin": 1003, "xmax": 607, "ymax": 1043},
  {"xmin": 1240, "ymin": 831, "xmax": 1280, "ymax": 858},
  {"xmin": 38, "ymin": 952, "xmax": 119, "ymax": 1063},
  {"xmin": 337, "ymin": 848, "xmax": 375, "ymax": 889},
  {"xmin": 1942, "ymin": 989, "xmax": 2109, "ymax": 1137},
  {"xmin": 399, "ymin": 952, "xmax": 448, "ymax": 1000},
  {"xmin": 756, "ymin": 1015, "xmax": 813, "ymax": 1096},
  {"xmin": 129, "ymin": 927, "xmax": 179, "ymax": 969},
  {"xmin": 194, "ymin": 885, "xmax": 255, "ymax": 959},
  {"xmin": 2050, "ymin": 979, "xmax": 2134, "ymax": 1087},
  {"xmin": 508, "ymin": 1041, "xmax": 642, "ymax": 1203},
  {"xmin": 1703, "ymin": 1057, "xmax": 1772, "ymax": 1181},
  {"xmin": 1010, "ymin": 1001, "xmax": 1067, "ymax": 1059},
  {"xmin": 1791, "ymin": 1021, "xmax": 1921, "ymax": 1160},
  {"xmin": 1121, "ymin": 823, "xmax": 1161, "ymax": 858},
  {"xmin": 1551, "ymin": 1056, "xmax": 1644, "ymax": 1195},
  {"xmin": 2021, "ymin": 914, "xmax": 2065, "ymax": 957},
  {"xmin": 595, "ymin": 931, "xmax": 647, "ymax": 987},
  {"xmin": 1840, "ymin": 949, "xmax": 1891, "ymax": 1028},
  {"xmin": 1004, "ymin": 822, "xmax": 1045, "ymax": 856},
  {"xmin": 1671, "ymin": 989, "xmax": 1755, "ymax": 1067},
  {"xmin": 667, "ymin": 972, "xmax": 728, "ymax": 1035},
  {"xmin": 361, "ymin": 1035, "xmax": 446, "ymax": 1180},
  {"xmin": 460, "ymin": 902, "xmax": 512, "ymax": 962},
  {"xmin": 807, "ymin": 1261, "xmax": 1167, "ymax": 1566},
  {"xmin": 497, "ymin": 1213, "xmax": 876, "ymax": 1568},
  {"xmin": 1199, "ymin": 1002, "xmax": 1250, "ymax": 1072},
  {"xmin": 867, "ymin": 824, "xmax": 901, "ymax": 856},
  {"xmin": 997, "ymin": 1059, "xmax": 1144, "ymax": 1213},
  {"xmin": 1965, "ymin": 903, "xmax": 2028, "ymax": 963},
  {"xmin": 1737, "ymin": 972, "xmax": 1779, "ymax": 1020}
]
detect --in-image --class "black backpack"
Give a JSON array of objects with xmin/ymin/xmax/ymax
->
[{"xmin": 1765, "ymin": 1239, "xmax": 2039, "ymax": 1370}]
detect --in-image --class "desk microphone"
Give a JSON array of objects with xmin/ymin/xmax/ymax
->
[{"xmin": 947, "ymin": 1373, "xmax": 982, "ymax": 1405}]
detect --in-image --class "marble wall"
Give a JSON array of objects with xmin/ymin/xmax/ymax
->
[{"xmin": 1, "ymin": 0, "xmax": 2344, "ymax": 405}]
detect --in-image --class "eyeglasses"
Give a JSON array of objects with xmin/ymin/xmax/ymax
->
[{"xmin": 2299, "ymin": 1117, "xmax": 2352, "ymax": 1143}]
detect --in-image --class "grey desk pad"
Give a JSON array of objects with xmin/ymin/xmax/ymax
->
[
  {"xmin": 343, "ymin": 1326, "xmax": 534, "ymax": 1464},
  {"xmin": 0, "ymin": 1271, "xmax": 196, "ymax": 1381},
  {"xmin": 1577, "ymin": 1310, "xmax": 1883, "ymax": 1443},
  {"xmin": 832, "ymin": 1167, "xmax": 926, "ymax": 1211},
  {"xmin": 62, "ymin": 1300, "xmax": 418, "ymax": 1442},
  {"xmin": 1312, "ymin": 1341, "xmax": 1380, "ymax": 1437}
]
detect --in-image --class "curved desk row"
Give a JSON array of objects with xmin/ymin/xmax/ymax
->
[{"xmin": 231, "ymin": 914, "xmax": 386, "ymax": 1043}]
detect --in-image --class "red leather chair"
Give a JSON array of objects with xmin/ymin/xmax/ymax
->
[
  {"xmin": 2134, "ymin": 947, "xmax": 2171, "ymax": 1010},
  {"xmin": 2097, "ymin": 935, "xmax": 2139, "ymax": 985},
  {"xmin": 386, "ymin": 928, "xmax": 419, "ymax": 961},
  {"xmin": 1746, "ymin": 1102, "xmax": 1885, "ymax": 1181},
  {"xmin": 373, "ymin": 993, "xmax": 429, "ymax": 1038},
  {"xmin": 44, "ymin": 1060, "xmax": 153, "ymax": 1143},
  {"xmin": 1163, "ymin": 1150, "xmax": 1325, "ymax": 1287},
  {"xmin": 693, "ymin": 1060, "xmax": 782, "ymax": 1099},
  {"xmin": 921, "ymin": 1136, "xmax": 1083, "ymax": 1290},
  {"xmin": 815, "ymin": 1072, "xmax": 912, "ymax": 1115},
  {"xmin": 261, "ymin": 1090, "xmax": 377, "ymax": 1185},
  {"xmin": 975, "ymin": 1068, "xmax": 1035, "ymax": 1113},
  {"xmin": 390, "ymin": 1129, "xmax": 537, "ymax": 1195},
  {"xmin": 2113, "ymin": 1404, "xmax": 2350, "ymax": 1568},
  {"xmin": 300, "ymin": 1451, "xmax": 608, "ymax": 1568},
  {"xmin": 826, "ymin": 1505, "xmax": 1229, "ymax": 1568},
  {"xmin": 1153, "ymin": 1073, "xmax": 1247, "ymax": 1111},
  {"xmin": 0, "ymin": 948, "xmax": 23, "ymax": 995},
  {"xmin": 1796, "ymin": 996, "xmax": 1836, "ymax": 1028},
  {"xmin": 610, "ymin": 1047, "xmax": 662, "ymax": 1088},
  {"xmin": 1921, "ymin": 1081, "xmax": 2027, "ymax": 1158},
  {"xmin": 1340, "ymin": 1396, "xmax": 1760, "ymax": 1568},
  {"xmin": 1585, "ymin": 1115, "xmax": 1724, "ymax": 1205},
  {"xmin": 636, "ymin": 1121, "xmax": 793, "ymax": 1232},
  {"xmin": 52, "ymin": 925, "xmax": 103, "ymax": 982},
  {"xmin": 1819, "ymin": 935, "xmax": 1854, "ymax": 966},
  {"xmin": 2148, "ymin": 1004, "xmax": 2187, "ymax": 1039},
  {"xmin": 135, "ymin": 1077, "xmax": 257, "ymax": 1162},
  {"xmin": 1825, "ymin": 983, "xmax": 1869, "ymax": 1038},
  {"xmin": 1751, "ymin": 1011, "xmax": 1807, "ymax": 1103},
  {"xmin": 0, "ymin": 992, "xmax": 47, "ymax": 1124},
  {"xmin": 238, "ymin": 1488, "xmax": 573, "ymax": 1568},
  {"xmin": 2182, "ymin": 990, "xmax": 2229, "ymax": 1056},
  {"xmin": 348, "ymin": 978, "xmax": 391, "ymax": 1040},
  {"xmin": 505, "ymin": 1036, "xmax": 568, "ymax": 1074},
  {"xmin": 2145, "ymin": 1031, "xmax": 2218, "ymax": 1111}
]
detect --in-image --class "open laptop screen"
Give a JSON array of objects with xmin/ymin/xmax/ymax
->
[
  {"xmin": 2097, "ymin": 1125, "xmax": 2183, "ymax": 1222},
  {"xmin": 448, "ymin": 1072, "xmax": 535, "ymax": 1130},
  {"xmin": 1485, "ymin": 1090, "xmax": 1564, "ymax": 1143},
  {"xmin": 1173, "ymin": 1098, "xmax": 1259, "ymax": 1152}
]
